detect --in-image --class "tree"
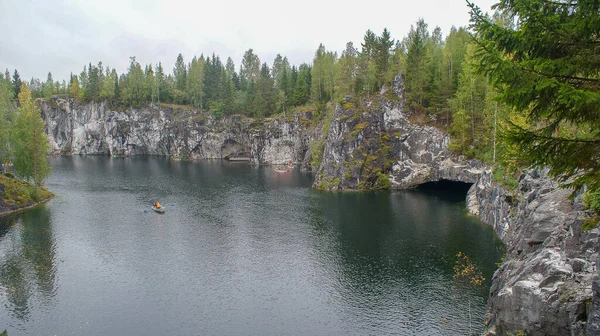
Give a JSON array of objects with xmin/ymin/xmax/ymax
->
[
  {"xmin": 405, "ymin": 19, "xmax": 430, "ymax": 111},
  {"xmin": 0, "ymin": 72, "xmax": 15, "ymax": 162},
  {"xmin": 241, "ymin": 49, "xmax": 260, "ymax": 89},
  {"xmin": 42, "ymin": 72, "xmax": 54, "ymax": 99},
  {"xmin": 468, "ymin": 0, "xmax": 600, "ymax": 192},
  {"xmin": 293, "ymin": 64, "xmax": 311, "ymax": 106},
  {"xmin": 254, "ymin": 63, "xmax": 275, "ymax": 117},
  {"xmin": 85, "ymin": 63, "xmax": 100, "ymax": 101},
  {"xmin": 69, "ymin": 73, "xmax": 80, "ymax": 99},
  {"xmin": 100, "ymin": 68, "xmax": 116, "ymax": 102},
  {"xmin": 12, "ymin": 83, "xmax": 51, "ymax": 185},
  {"xmin": 173, "ymin": 53, "xmax": 187, "ymax": 92},
  {"xmin": 123, "ymin": 57, "xmax": 146, "ymax": 106},
  {"xmin": 12, "ymin": 70, "xmax": 22, "ymax": 98},
  {"xmin": 335, "ymin": 42, "xmax": 358, "ymax": 100},
  {"xmin": 375, "ymin": 28, "xmax": 395, "ymax": 87},
  {"xmin": 155, "ymin": 62, "xmax": 167, "ymax": 103},
  {"xmin": 186, "ymin": 56, "xmax": 205, "ymax": 108},
  {"xmin": 311, "ymin": 44, "xmax": 336, "ymax": 103}
]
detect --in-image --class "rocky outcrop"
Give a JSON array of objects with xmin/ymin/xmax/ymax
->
[
  {"xmin": 41, "ymin": 99, "xmax": 314, "ymax": 165},
  {"xmin": 469, "ymin": 169, "xmax": 599, "ymax": 335},
  {"xmin": 314, "ymin": 76, "xmax": 485, "ymax": 190}
]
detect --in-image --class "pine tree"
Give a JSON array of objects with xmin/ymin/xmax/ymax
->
[
  {"xmin": 468, "ymin": 0, "xmax": 600, "ymax": 192},
  {"xmin": 12, "ymin": 83, "xmax": 51, "ymax": 185}
]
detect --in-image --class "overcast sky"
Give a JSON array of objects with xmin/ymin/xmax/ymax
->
[{"xmin": 0, "ymin": 0, "xmax": 497, "ymax": 82}]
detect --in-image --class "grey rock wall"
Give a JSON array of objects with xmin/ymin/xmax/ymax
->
[
  {"xmin": 41, "ymin": 99, "xmax": 314, "ymax": 166},
  {"xmin": 470, "ymin": 170, "xmax": 599, "ymax": 336}
]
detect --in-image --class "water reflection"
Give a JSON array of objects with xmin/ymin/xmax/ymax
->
[
  {"xmin": 306, "ymin": 189, "xmax": 504, "ymax": 334},
  {"xmin": 0, "ymin": 207, "xmax": 56, "ymax": 323}
]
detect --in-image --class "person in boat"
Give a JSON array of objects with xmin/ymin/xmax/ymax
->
[{"xmin": 154, "ymin": 202, "xmax": 161, "ymax": 209}]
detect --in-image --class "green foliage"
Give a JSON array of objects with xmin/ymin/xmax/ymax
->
[
  {"xmin": 1, "ymin": 329, "xmax": 6, "ymax": 336},
  {"xmin": 310, "ymin": 138, "xmax": 326, "ymax": 169},
  {"xmin": 582, "ymin": 218, "xmax": 599, "ymax": 231},
  {"xmin": 374, "ymin": 172, "xmax": 391, "ymax": 190},
  {"xmin": 405, "ymin": 19, "xmax": 430, "ymax": 111},
  {"xmin": 583, "ymin": 189, "xmax": 600, "ymax": 214},
  {"xmin": 492, "ymin": 165, "xmax": 519, "ymax": 190},
  {"xmin": 12, "ymin": 83, "xmax": 51, "ymax": 186},
  {"xmin": 123, "ymin": 57, "xmax": 146, "ymax": 107},
  {"xmin": 468, "ymin": 0, "xmax": 600, "ymax": 193},
  {"xmin": 314, "ymin": 176, "xmax": 340, "ymax": 190},
  {"xmin": 1, "ymin": 173, "xmax": 53, "ymax": 208},
  {"xmin": 0, "ymin": 72, "xmax": 15, "ymax": 163}
]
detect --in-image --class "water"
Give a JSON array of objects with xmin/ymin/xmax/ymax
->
[{"xmin": 0, "ymin": 156, "xmax": 504, "ymax": 335}]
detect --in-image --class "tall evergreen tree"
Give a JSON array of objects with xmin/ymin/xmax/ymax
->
[
  {"xmin": 405, "ymin": 19, "xmax": 430, "ymax": 111},
  {"xmin": 468, "ymin": 0, "xmax": 600, "ymax": 192},
  {"xmin": 375, "ymin": 28, "xmax": 395, "ymax": 87},
  {"xmin": 12, "ymin": 70, "xmax": 22, "ymax": 98},
  {"xmin": 173, "ymin": 53, "xmax": 187, "ymax": 92}
]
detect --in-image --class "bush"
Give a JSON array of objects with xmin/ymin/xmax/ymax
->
[
  {"xmin": 310, "ymin": 139, "xmax": 326, "ymax": 169},
  {"xmin": 492, "ymin": 165, "xmax": 519, "ymax": 190},
  {"xmin": 4, "ymin": 172, "xmax": 14, "ymax": 179},
  {"xmin": 584, "ymin": 189, "xmax": 600, "ymax": 214},
  {"xmin": 374, "ymin": 172, "xmax": 391, "ymax": 190}
]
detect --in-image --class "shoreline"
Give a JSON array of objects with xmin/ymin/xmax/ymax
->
[{"xmin": 0, "ymin": 196, "xmax": 54, "ymax": 217}]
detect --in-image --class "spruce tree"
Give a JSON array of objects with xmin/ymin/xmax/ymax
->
[
  {"xmin": 468, "ymin": 0, "xmax": 600, "ymax": 192},
  {"xmin": 12, "ymin": 70, "xmax": 22, "ymax": 98}
]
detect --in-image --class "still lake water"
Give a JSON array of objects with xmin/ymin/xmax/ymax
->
[{"xmin": 0, "ymin": 156, "xmax": 503, "ymax": 335}]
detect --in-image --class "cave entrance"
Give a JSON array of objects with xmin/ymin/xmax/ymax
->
[{"xmin": 415, "ymin": 179, "xmax": 473, "ymax": 202}]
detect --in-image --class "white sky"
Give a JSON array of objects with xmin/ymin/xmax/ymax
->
[{"xmin": 0, "ymin": 0, "xmax": 497, "ymax": 82}]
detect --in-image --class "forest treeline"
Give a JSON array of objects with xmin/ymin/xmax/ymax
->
[{"xmin": 3, "ymin": 18, "xmax": 505, "ymax": 164}]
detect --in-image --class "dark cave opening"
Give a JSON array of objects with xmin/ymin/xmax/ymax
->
[{"xmin": 415, "ymin": 179, "xmax": 473, "ymax": 202}]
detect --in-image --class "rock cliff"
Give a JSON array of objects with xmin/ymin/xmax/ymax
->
[
  {"xmin": 41, "ymin": 99, "xmax": 314, "ymax": 166},
  {"xmin": 469, "ymin": 170, "xmax": 599, "ymax": 335}
]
